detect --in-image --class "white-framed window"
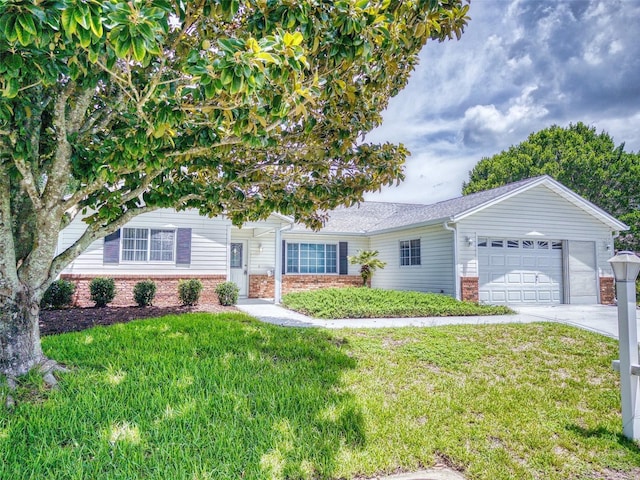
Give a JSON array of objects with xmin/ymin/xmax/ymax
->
[
  {"xmin": 121, "ymin": 228, "xmax": 175, "ymax": 262},
  {"xmin": 286, "ymin": 243, "xmax": 337, "ymax": 274},
  {"xmin": 400, "ymin": 239, "xmax": 421, "ymax": 266}
]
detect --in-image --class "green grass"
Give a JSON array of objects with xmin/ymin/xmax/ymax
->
[
  {"xmin": 1, "ymin": 313, "xmax": 639, "ymax": 479},
  {"xmin": 282, "ymin": 287, "xmax": 513, "ymax": 318}
]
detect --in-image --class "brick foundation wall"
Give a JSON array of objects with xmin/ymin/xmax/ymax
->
[
  {"xmin": 599, "ymin": 277, "xmax": 615, "ymax": 305},
  {"xmin": 61, "ymin": 274, "xmax": 227, "ymax": 307},
  {"xmin": 461, "ymin": 277, "xmax": 479, "ymax": 303},
  {"xmin": 282, "ymin": 275, "xmax": 362, "ymax": 294},
  {"xmin": 249, "ymin": 275, "xmax": 275, "ymax": 298}
]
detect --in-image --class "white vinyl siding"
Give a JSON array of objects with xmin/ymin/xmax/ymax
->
[
  {"xmin": 458, "ymin": 184, "xmax": 616, "ymax": 279},
  {"xmin": 60, "ymin": 209, "xmax": 230, "ymax": 275},
  {"xmin": 230, "ymin": 218, "xmax": 289, "ymax": 276},
  {"xmin": 369, "ymin": 225, "xmax": 454, "ymax": 295}
]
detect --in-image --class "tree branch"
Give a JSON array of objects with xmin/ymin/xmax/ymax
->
[{"xmin": 48, "ymin": 204, "xmax": 158, "ymax": 282}]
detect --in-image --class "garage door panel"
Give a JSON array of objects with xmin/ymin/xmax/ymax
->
[
  {"xmin": 490, "ymin": 291, "xmax": 506, "ymax": 302},
  {"xmin": 506, "ymin": 256, "xmax": 522, "ymax": 266},
  {"xmin": 479, "ymin": 238, "xmax": 563, "ymax": 305},
  {"xmin": 490, "ymin": 255, "xmax": 505, "ymax": 266},
  {"xmin": 506, "ymin": 273, "xmax": 521, "ymax": 283},
  {"xmin": 490, "ymin": 273, "xmax": 505, "ymax": 283},
  {"xmin": 537, "ymin": 291, "xmax": 552, "ymax": 302},
  {"xmin": 507, "ymin": 291, "xmax": 522, "ymax": 302}
]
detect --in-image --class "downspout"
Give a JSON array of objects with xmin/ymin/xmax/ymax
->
[
  {"xmin": 443, "ymin": 220, "xmax": 460, "ymax": 300},
  {"xmin": 274, "ymin": 223, "xmax": 294, "ymax": 304}
]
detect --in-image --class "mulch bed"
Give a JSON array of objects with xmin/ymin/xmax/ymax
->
[{"xmin": 39, "ymin": 304, "xmax": 237, "ymax": 336}]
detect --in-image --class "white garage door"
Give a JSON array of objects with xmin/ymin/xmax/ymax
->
[{"xmin": 478, "ymin": 238, "xmax": 563, "ymax": 305}]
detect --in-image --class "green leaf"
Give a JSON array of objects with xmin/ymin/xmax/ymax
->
[
  {"xmin": 17, "ymin": 13, "xmax": 37, "ymax": 36},
  {"xmin": 132, "ymin": 36, "xmax": 146, "ymax": 62},
  {"xmin": 89, "ymin": 13, "xmax": 103, "ymax": 37}
]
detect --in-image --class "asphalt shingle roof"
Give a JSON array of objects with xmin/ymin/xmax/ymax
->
[{"xmin": 290, "ymin": 176, "xmax": 545, "ymax": 234}]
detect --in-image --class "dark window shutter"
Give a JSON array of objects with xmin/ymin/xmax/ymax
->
[
  {"xmin": 176, "ymin": 228, "xmax": 192, "ymax": 265},
  {"xmin": 339, "ymin": 242, "xmax": 348, "ymax": 275},
  {"xmin": 282, "ymin": 240, "xmax": 286, "ymax": 275},
  {"xmin": 103, "ymin": 229, "xmax": 120, "ymax": 264}
]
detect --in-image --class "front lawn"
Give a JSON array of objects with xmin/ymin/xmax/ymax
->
[
  {"xmin": 1, "ymin": 313, "xmax": 638, "ymax": 479},
  {"xmin": 282, "ymin": 287, "xmax": 513, "ymax": 318}
]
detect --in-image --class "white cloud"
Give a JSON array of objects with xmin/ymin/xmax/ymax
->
[{"xmin": 364, "ymin": 0, "xmax": 640, "ymax": 205}]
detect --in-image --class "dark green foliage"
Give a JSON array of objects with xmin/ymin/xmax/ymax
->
[
  {"xmin": 215, "ymin": 281, "xmax": 239, "ymax": 306},
  {"xmin": 40, "ymin": 279, "xmax": 76, "ymax": 310},
  {"xmin": 89, "ymin": 277, "xmax": 116, "ymax": 308},
  {"xmin": 282, "ymin": 287, "xmax": 513, "ymax": 319},
  {"xmin": 133, "ymin": 280, "xmax": 157, "ymax": 307},
  {"xmin": 178, "ymin": 279, "xmax": 203, "ymax": 306},
  {"xmin": 463, "ymin": 122, "xmax": 640, "ymax": 250}
]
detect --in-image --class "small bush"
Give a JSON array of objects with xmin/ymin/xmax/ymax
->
[
  {"xmin": 215, "ymin": 281, "xmax": 239, "ymax": 306},
  {"xmin": 178, "ymin": 279, "xmax": 203, "ymax": 306},
  {"xmin": 133, "ymin": 280, "xmax": 157, "ymax": 307},
  {"xmin": 41, "ymin": 279, "xmax": 76, "ymax": 309},
  {"xmin": 89, "ymin": 277, "xmax": 116, "ymax": 308}
]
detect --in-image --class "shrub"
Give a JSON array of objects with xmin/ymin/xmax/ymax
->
[
  {"xmin": 41, "ymin": 279, "xmax": 76, "ymax": 309},
  {"xmin": 178, "ymin": 279, "xmax": 203, "ymax": 306},
  {"xmin": 133, "ymin": 280, "xmax": 157, "ymax": 307},
  {"xmin": 89, "ymin": 277, "xmax": 116, "ymax": 307},
  {"xmin": 215, "ymin": 281, "xmax": 239, "ymax": 306}
]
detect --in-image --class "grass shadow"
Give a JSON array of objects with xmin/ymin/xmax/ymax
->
[
  {"xmin": 566, "ymin": 424, "xmax": 640, "ymax": 452},
  {"xmin": 1, "ymin": 313, "xmax": 363, "ymax": 479}
]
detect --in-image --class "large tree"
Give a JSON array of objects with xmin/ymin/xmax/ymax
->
[
  {"xmin": 0, "ymin": 0, "xmax": 469, "ymax": 383},
  {"xmin": 463, "ymin": 122, "xmax": 640, "ymax": 250}
]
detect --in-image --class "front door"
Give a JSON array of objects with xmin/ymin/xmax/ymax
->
[{"xmin": 230, "ymin": 241, "xmax": 248, "ymax": 297}]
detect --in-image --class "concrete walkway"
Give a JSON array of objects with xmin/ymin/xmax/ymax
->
[{"xmin": 236, "ymin": 300, "xmax": 625, "ymax": 339}]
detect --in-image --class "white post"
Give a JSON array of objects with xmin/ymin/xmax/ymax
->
[
  {"xmin": 274, "ymin": 228, "xmax": 282, "ymax": 304},
  {"xmin": 609, "ymin": 251, "xmax": 640, "ymax": 441},
  {"xmin": 616, "ymin": 278, "xmax": 640, "ymax": 440}
]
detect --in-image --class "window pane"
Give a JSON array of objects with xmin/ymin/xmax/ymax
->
[
  {"xmin": 477, "ymin": 237, "xmax": 487, "ymax": 247},
  {"xmin": 230, "ymin": 243, "xmax": 243, "ymax": 268},
  {"xmin": 150, "ymin": 229, "xmax": 174, "ymax": 262},
  {"xmin": 122, "ymin": 228, "xmax": 148, "ymax": 262},
  {"xmin": 552, "ymin": 241, "xmax": 562, "ymax": 250},
  {"xmin": 537, "ymin": 241, "xmax": 549, "ymax": 249},
  {"xmin": 491, "ymin": 239, "xmax": 504, "ymax": 248},
  {"xmin": 523, "ymin": 240, "xmax": 534, "ymax": 249},
  {"xmin": 286, "ymin": 243, "xmax": 299, "ymax": 273},
  {"xmin": 325, "ymin": 245, "xmax": 337, "ymax": 273},
  {"xmin": 400, "ymin": 239, "xmax": 420, "ymax": 266},
  {"xmin": 507, "ymin": 240, "xmax": 519, "ymax": 248}
]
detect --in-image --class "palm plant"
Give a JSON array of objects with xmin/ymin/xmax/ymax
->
[{"xmin": 348, "ymin": 250, "xmax": 387, "ymax": 287}]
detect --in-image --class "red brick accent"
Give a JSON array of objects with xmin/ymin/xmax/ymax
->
[
  {"xmin": 249, "ymin": 274, "xmax": 275, "ymax": 298},
  {"xmin": 60, "ymin": 274, "xmax": 226, "ymax": 307},
  {"xmin": 461, "ymin": 277, "xmax": 479, "ymax": 303},
  {"xmin": 599, "ymin": 277, "xmax": 615, "ymax": 305},
  {"xmin": 282, "ymin": 275, "xmax": 363, "ymax": 294}
]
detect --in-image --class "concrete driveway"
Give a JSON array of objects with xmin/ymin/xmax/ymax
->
[
  {"xmin": 515, "ymin": 304, "xmax": 625, "ymax": 339},
  {"xmin": 237, "ymin": 300, "xmax": 631, "ymax": 339}
]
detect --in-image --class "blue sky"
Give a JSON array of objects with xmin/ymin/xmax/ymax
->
[{"xmin": 365, "ymin": 0, "xmax": 640, "ymax": 204}]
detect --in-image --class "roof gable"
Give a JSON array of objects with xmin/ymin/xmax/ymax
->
[{"xmin": 292, "ymin": 176, "xmax": 627, "ymax": 234}]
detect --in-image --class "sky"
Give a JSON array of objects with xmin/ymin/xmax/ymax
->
[{"xmin": 364, "ymin": 0, "xmax": 640, "ymax": 204}]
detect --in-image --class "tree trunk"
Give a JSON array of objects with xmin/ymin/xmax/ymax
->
[{"xmin": 0, "ymin": 290, "xmax": 44, "ymax": 377}]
